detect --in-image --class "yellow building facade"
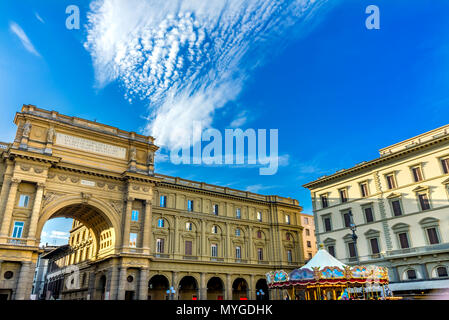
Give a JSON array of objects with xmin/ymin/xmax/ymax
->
[
  {"xmin": 0, "ymin": 105, "xmax": 304, "ymax": 300},
  {"xmin": 304, "ymin": 124, "xmax": 449, "ymax": 294},
  {"xmin": 299, "ymin": 213, "xmax": 317, "ymax": 262}
]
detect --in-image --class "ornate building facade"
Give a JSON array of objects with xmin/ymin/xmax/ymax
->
[
  {"xmin": 0, "ymin": 105, "xmax": 304, "ymax": 300},
  {"xmin": 304, "ymin": 124, "xmax": 449, "ymax": 295},
  {"xmin": 299, "ymin": 213, "xmax": 317, "ymax": 262}
]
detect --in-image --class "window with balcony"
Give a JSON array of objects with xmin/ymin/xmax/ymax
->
[
  {"xmin": 185, "ymin": 241, "xmax": 192, "ymax": 255},
  {"xmin": 386, "ymin": 174, "xmax": 397, "ymax": 189},
  {"xmin": 187, "ymin": 200, "xmax": 194, "ymax": 212},
  {"xmin": 11, "ymin": 221, "xmax": 24, "ymax": 238},
  {"xmin": 160, "ymin": 195, "xmax": 167, "ymax": 208},
  {"xmin": 211, "ymin": 244, "xmax": 218, "ymax": 257},
  {"xmin": 411, "ymin": 166, "xmax": 423, "ymax": 182},
  {"xmin": 131, "ymin": 210, "xmax": 139, "ymax": 221},
  {"xmin": 257, "ymin": 248, "xmax": 263, "ymax": 261},
  {"xmin": 156, "ymin": 238, "xmax": 164, "ymax": 253},
  {"xmin": 235, "ymin": 246, "xmax": 241, "ymax": 259},
  {"xmin": 129, "ymin": 233, "xmax": 137, "ymax": 247},
  {"xmin": 18, "ymin": 194, "xmax": 29, "ymax": 208}
]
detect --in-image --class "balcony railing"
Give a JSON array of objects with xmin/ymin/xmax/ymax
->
[
  {"xmin": 7, "ymin": 238, "xmax": 27, "ymax": 245},
  {"xmin": 210, "ymin": 257, "xmax": 224, "ymax": 262},
  {"xmin": 183, "ymin": 255, "xmax": 198, "ymax": 260},
  {"xmin": 153, "ymin": 253, "xmax": 170, "ymax": 259}
]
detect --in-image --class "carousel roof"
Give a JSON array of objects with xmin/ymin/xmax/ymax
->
[{"xmin": 302, "ymin": 248, "xmax": 347, "ymax": 270}]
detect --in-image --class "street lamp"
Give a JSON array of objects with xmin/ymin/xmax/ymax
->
[
  {"xmin": 348, "ymin": 212, "xmax": 360, "ymax": 266},
  {"xmin": 166, "ymin": 286, "xmax": 176, "ymax": 300},
  {"xmin": 256, "ymin": 289, "xmax": 265, "ymax": 300}
]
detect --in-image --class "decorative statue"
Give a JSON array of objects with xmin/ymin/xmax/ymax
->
[
  {"xmin": 130, "ymin": 147, "xmax": 137, "ymax": 161},
  {"xmin": 147, "ymin": 152, "xmax": 154, "ymax": 165},
  {"xmin": 22, "ymin": 121, "xmax": 31, "ymax": 138},
  {"xmin": 47, "ymin": 127, "xmax": 55, "ymax": 143}
]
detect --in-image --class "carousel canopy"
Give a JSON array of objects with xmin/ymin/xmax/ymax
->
[{"xmin": 302, "ymin": 248, "xmax": 347, "ymax": 271}]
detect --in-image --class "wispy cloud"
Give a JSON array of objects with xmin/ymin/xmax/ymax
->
[
  {"xmin": 42, "ymin": 230, "xmax": 70, "ymax": 240},
  {"xmin": 85, "ymin": 0, "xmax": 331, "ymax": 150},
  {"xmin": 9, "ymin": 21, "xmax": 41, "ymax": 57},
  {"xmin": 245, "ymin": 184, "xmax": 277, "ymax": 194},
  {"xmin": 229, "ymin": 111, "xmax": 248, "ymax": 128},
  {"xmin": 35, "ymin": 12, "xmax": 45, "ymax": 24}
]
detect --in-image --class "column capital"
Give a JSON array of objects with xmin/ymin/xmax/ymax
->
[
  {"xmin": 127, "ymin": 196, "xmax": 134, "ymax": 202},
  {"xmin": 37, "ymin": 182, "xmax": 45, "ymax": 188},
  {"xmin": 11, "ymin": 178, "xmax": 21, "ymax": 184}
]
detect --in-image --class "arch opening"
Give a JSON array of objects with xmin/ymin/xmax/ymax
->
[
  {"xmin": 178, "ymin": 276, "xmax": 198, "ymax": 300},
  {"xmin": 148, "ymin": 275, "xmax": 169, "ymax": 300},
  {"xmin": 207, "ymin": 277, "xmax": 224, "ymax": 300},
  {"xmin": 232, "ymin": 278, "xmax": 248, "ymax": 300},
  {"xmin": 255, "ymin": 278, "xmax": 269, "ymax": 300}
]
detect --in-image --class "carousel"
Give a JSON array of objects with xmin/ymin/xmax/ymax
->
[{"xmin": 267, "ymin": 245, "xmax": 392, "ymax": 300}]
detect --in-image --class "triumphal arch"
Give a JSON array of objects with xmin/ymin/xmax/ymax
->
[{"xmin": 0, "ymin": 105, "xmax": 304, "ymax": 300}]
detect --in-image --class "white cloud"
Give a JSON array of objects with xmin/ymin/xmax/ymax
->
[
  {"xmin": 230, "ymin": 111, "xmax": 248, "ymax": 128},
  {"xmin": 245, "ymin": 184, "xmax": 276, "ymax": 194},
  {"xmin": 85, "ymin": 0, "xmax": 330, "ymax": 150},
  {"xmin": 9, "ymin": 21, "xmax": 41, "ymax": 57},
  {"xmin": 42, "ymin": 230, "xmax": 70, "ymax": 240},
  {"xmin": 35, "ymin": 12, "xmax": 45, "ymax": 24}
]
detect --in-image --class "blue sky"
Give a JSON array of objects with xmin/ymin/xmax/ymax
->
[{"xmin": 1, "ymin": 0, "xmax": 449, "ymax": 245}]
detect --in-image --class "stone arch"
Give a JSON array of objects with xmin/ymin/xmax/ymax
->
[
  {"xmin": 178, "ymin": 275, "xmax": 199, "ymax": 300},
  {"xmin": 148, "ymin": 274, "xmax": 170, "ymax": 300},
  {"xmin": 36, "ymin": 194, "xmax": 121, "ymax": 259},
  {"xmin": 207, "ymin": 276, "xmax": 225, "ymax": 300},
  {"xmin": 255, "ymin": 278, "xmax": 269, "ymax": 300},
  {"xmin": 232, "ymin": 277, "xmax": 249, "ymax": 300}
]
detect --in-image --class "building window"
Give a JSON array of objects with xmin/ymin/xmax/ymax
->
[
  {"xmin": 185, "ymin": 241, "xmax": 192, "ymax": 255},
  {"xmin": 307, "ymin": 241, "xmax": 311, "ymax": 248},
  {"xmin": 411, "ymin": 166, "xmax": 423, "ymax": 182},
  {"xmin": 257, "ymin": 231, "xmax": 262, "ymax": 239},
  {"xmin": 257, "ymin": 211, "xmax": 262, "ymax": 222},
  {"xmin": 286, "ymin": 233, "xmax": 291, "ymax": 241},
  {"xmin": 363, "ymin": 206, "xmax": 374, "ymax": 223},
  {"xmin": 131, "ymin": 210, "xmax": 139, "ymax": 221},
  {"xmin": 321, "ymin": 194, "xmax": 328, "ymax": 208},
  {"xmin": 308, "ymin": 252, "xmax": 313, "ymax": 259},
  {"xmin": 437, "ymin": 266, "xmax": 448, "ymax": 278},
  {"xmin": 213, "ymin": 204, "xmax": 219, "ymax": 215},
  {"xmin": 426, "ymin": 227, "xmax": 440, "ymax": 245},
  {"xmin": 305, "ymin": 229, "xmax": 310, "ymax": 236},
  {"xmin": 186, "ymin": 222, "xmax": 193, "ymax": 231},
  {"xmin": 211, "ymin": 225, "xmax": 218, "ymax": 234},
  {"xmin": 160, "ymin": 195, "xmax": 167, "ymax": 208},
  {"xmin": 235, "ymin": 228, "xmax": 241, "ymax": 236},
  {"xmin": 323, "ymin": 217, "xmax": 332, "ymax": 232},
  {"xmin": 235, "ymin": 246, "xmax": 241, "ymax": 259},
  {"xmin": 360, "ymin": 182, "xmax": 369, "ymax": 197},
  {"xmin": 347, "ymin": 242, "xmax": 356, "ymax": 258},
  {"xmin": 342, "ymin": 210, "xmax": 352, "ymax": 228},
  {"xmin": 391, "ymin": 199, "xmax": 403, "ymax": 216},
  {"xmin": 157, "ymin": 219, "xmax": 165, "ymax": 228},
  {"xmin": 304, "ymin": 217, "xmax": 309, "ymax": 225},
  {"xmin": 327, "ymin": 245, "xmax": 335, "ymax": 257},
  {"xmin": 386, "ymin": 174, "xmax": 396, "ymax": 189},
  {"xmin": 156, "ymin": 238, "xmax": 164, "ymax": 253},
  {"xmin": 187, "ymin": 200, "xmax": 194, "ymax": 212},
  {"xmin": 398, "ymin": 232, "xmax": 410, "ymax": 249},
  {"xmin": 287, "ymin": 250, "xmax": 292, "ymax": 262},
  {"xmin": 211, "ymin": 244, "xmax": 218, "ymax": 257},
  {"xmin": 236, "ymin": 208, "xmax": 241, "ymax": 219},
  {"xmin": 339, "ymin": 189, "xmax": 348, "ymax": 203},
  {"xmin": 12, "ymin": 221, "xmax": 24, "ymax": 238},
  {"xmin": 18, "ymin": 194, "xmax": 29, "ymax": 208},
  {"xmin": 406, "ymin": 269, "xmax": 417, "ymax": 280},
  {"xmin": 370, "ymin": 238, "xmax": 380, "ymax": 255},
  {"xmin": 285, "ymin": 214, "xmax": 291, "ymax": 225},
  {"xmin": 257, "ymin": 248, "xmax": 263, "ymax": 261},
  {"xmin": 129, "ymin": 233, "xmax": 137, "ymax": 247},
  {"xmin": 418, "ymin": 193, "xmax": 431, "ymax": 211},
  {"xmin": 441, "ymin": 158, "xmax": 449, "ymax": 174}
]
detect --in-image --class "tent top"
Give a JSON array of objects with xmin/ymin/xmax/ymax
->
[{"xmin": 302, "ymin": 248, "xmax": 347, "ymax": 270}]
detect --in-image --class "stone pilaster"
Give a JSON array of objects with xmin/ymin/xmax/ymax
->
[
  {"xmin": 201, "ymin": 220, "xmax": 206, "ymax": 260},
  {"xmin": 226, "ymin": 223, "xmax": 231, "ymax": 262},
  {"xmin": 200, "ymin": 272, "xmax": 207, "ymax": 300},
  {"xmin": 0, "ymin": 178, "xmax": 20, "ymax": 241},
  {"xmin": 248, "ymin": 226, "xmax": 253, "ymax": 263},
  {"xmin": 117, "ymin": 266, "xmax": 127, "ymax": 300},
  {"xmin": 142, "ymin": 200, "xmax": 152, "ymax": 255},
  {"xmin": 173, "ymin": 216, "xmax": 179, "ymax": 258},
  {"xmin": 249, "ymin": 274, "xmax": 255, "ymax": 300},
  {"xmin": 109, "ymin": 264, "xmax": 120, "ymax": 300},
  {"xmin": 27, "ymin": 183, "xmax": 45, "ymax": 244},
  {"xmin": 122, "ymin": 197, "xmax": 133, "ymax": 250},
  {"xmin": 171, "ymin": 271, "xmax": 178, "ymax": 300},
  {"xmin": 15, "ymin": 261, "xmax": 32, "ymax": 300},
  {"xmin": 225, "ymin": 274, "xmax": 232, "ymax": 300},
  {"xmin": 138, "ymin": 268, "xmax": 149, "ymax": 300}
]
